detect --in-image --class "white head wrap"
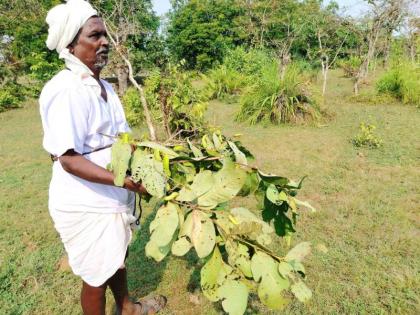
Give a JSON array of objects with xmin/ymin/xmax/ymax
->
[
  {"xmin": 46, "ymin": 0, "xmax": 97, "ymax": 54},
  {"xmin": 46, "ymin": 0, "xmax": 98, "ymax": 76}
]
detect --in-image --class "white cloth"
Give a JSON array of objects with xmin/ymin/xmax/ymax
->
[
  {"xmin": 39, "ymin": 67, "xmax": 135, "ymax": 213},
  {"xmin": 46, "ymin": 0, "xmax": 97, "ymax": 54},
  {"xmin": 50, "ymin": 208, "xmax": 135, "ymax": 286}
]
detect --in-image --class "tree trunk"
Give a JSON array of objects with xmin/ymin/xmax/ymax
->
[
  {"xmin": 353, "ymin": 79, "xmax": 359, "ymax": 96},
  {"xmin": 279, "ymin": 52, "xmax": 290, "ymax": 81},
  {"xmin": 117, "ymin": 64, "xmax": 128, "ymax": 95},
  {"xmin": 322, "ymin": 65, "xmax": 328, "ymax": 97}
]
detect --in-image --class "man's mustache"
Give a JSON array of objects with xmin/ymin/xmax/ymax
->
[{"xmin": 96, "ymin": 48, "xmax": 109, "ymax": 55}]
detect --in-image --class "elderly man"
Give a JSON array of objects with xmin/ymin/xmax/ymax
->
[{"xmin": 39, "ymin": 1, "xmax": 166, "ymax": 314}]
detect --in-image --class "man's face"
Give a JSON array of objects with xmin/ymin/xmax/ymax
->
[{"xmin": 71, "ymin": 17, "xmax": 109, "ymax": 73}]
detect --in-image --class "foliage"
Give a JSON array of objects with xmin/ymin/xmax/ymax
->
[
  {"xmin": 338, "ymin": 56, "xmax": 363, "ymax": 78},
  {"xmin": 223, "ymin": 47, "xmax": 273, "ymax": 77},
  {"xmin": 122, "ymin": 87, "xmax": 143, "ymax": 127},
  {"xmin": 202, "ymin": 65, "xmax": 245, "ymax": 100},
  {"xmin": 376, "ymin": 62, "xmax": 420, "ymax": 107},
  {"xmin": 144, "ymin": 64, "xmax": 208, "ymax": 137},
  {"xmin": 167, "ymin": 0, "xmax": 243, "ymax": 70},
  {"xmin": 352, "ymin": 122, "xmax": 383, "ymax": 148},
  {"xmin": 0, "ymin": 86, "xmax": 21, "ymax": 112},
  {"xmin": 237, "ymin": 61, "xmax": 322, "ymax": 125},
  {"xmin": 109, "ymin": 131, "xmax": 315, "ymax": 314}
]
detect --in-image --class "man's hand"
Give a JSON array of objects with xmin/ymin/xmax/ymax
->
[{"xmin": 123, "ymin": 177, "xmax": 150, "ymax": 196}]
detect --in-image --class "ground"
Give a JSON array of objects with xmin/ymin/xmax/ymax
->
[{"xmin": 0, "ymin": 70, "xmax": 419, "ymax": 314}]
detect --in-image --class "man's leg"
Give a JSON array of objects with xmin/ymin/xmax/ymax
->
[
  {"xmin": 81, "ymin": 281, "xmax": 107, "ymax": 315},
  {"xmin": 107, "ymin": 267, "xmax": 140, "ymax": 315}
]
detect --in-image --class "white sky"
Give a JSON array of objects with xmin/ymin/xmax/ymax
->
[{"xmin": 151, "ymin": 0, "xmax": 371, "ymax": 17}]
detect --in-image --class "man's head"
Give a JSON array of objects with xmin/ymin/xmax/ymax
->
[
  {"xmin": 68, "ymin": 16, "xmax": 109, "ymax": 74},
  {"xmin": 46, "ymin": 0, "xmax": 108, "ymax": 75}
]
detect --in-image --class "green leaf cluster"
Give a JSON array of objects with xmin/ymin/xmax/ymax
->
[{"xmin": 110, "ymin": 131, "xmax": 315, "ymax": 314}]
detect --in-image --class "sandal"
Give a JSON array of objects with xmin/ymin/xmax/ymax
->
[{"xmin": 135, "ymin": 295, "xmax": 167, "ymax": 315}]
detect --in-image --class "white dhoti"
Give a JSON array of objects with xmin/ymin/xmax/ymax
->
[{"xmin": 50, "ymin": 209, "xmax": 135, "ymax": 287}]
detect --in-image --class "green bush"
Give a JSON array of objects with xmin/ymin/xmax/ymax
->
[
  {"xmin": 352, "ymin": 122, "xmax": 383, "ymax": 148},
  {"xmin": 338, "ymin": 56, "xmax": 362, "ymax": 78},
  {"xmin": 376, "ymin": 62, "xmax": 420, "ymax": 107},
  {"xmin": 0, "ymin": 83, "xmax": 25, "ymax": 112},
  {"xmin": 0, "ymin": 89, "xmax": 20, "ymax": 112},
  {"xmin": 202, "ymin": 65, "xmax": 245, "ymax": 100},
  {"xmin": 144, "ymin": 64, "xmax": 208, "ymax": 136},
  {"xmin": 121, "ymin": 87, "xmax": 143, "ymax": 127},
  {"xmin": 223, "ymin": 46, "xmax": 272, "ymax": 77},
  {"xmin": 236, "ymin": 61, "xmax": 322, "ymax": 125}
]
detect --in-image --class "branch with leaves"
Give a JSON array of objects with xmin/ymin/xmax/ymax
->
[{"xmin": 109, "ymin": 132, "xmax": 315, "ymax": 314}]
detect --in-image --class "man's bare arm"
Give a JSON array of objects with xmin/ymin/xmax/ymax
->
[{"xmin": 59, "ymin": 149, "xmax": 147, "ymax": 194}]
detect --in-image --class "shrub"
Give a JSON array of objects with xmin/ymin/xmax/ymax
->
[
  {"xmin": 121, "ymin": 87, "xmax": 143, "ymax": 127},
  {"xmin": 237, "ymin": 61, "xmax": 322, "ymax": 125},
  {"xmin": 223, "ymin": 46, "xmax": 272, "ymax": 77},
  {"xmin": 376, "ymin": 62, "xmax": 420, "ymax": 107},
  {"xmin": 202, "ymin": 65, "xmax": 246, "ymax": 100},
  {"xmin": 144, "ymin": 64, "xmax": 208, "ymax": 137},
  {"xmin": 352, "ymin": 122, "xmax": 383, "ymax": 148},
  {"xmin": 0, "ymin": 83, "xmax": 25, "ymax": 112},
  {"xmin": 338, "ymin": 56, "xmax": 362, "ymax": 78}
]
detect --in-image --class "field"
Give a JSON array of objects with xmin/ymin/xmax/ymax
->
[{"xmin": 0, "ymin": 70, "xmax": 419, "ymax": 314}]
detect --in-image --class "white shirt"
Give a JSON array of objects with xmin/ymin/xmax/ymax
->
[{"xmin": 39, "ymin": 69, "xmax": 135, "ymax": 213}]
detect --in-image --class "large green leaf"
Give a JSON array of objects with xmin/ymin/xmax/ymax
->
[
  {"xmin": 187, "ymin": 139, "xmax": 203, "ymax": 158},
  {"xmin": 171, "ymin": 236, "xmax": 192, "ymax": 256},
  {"xmin": 201, "ymin": 247, "xmax": 225, "ymax": 302},
  {"xmin": 285, "ymin": 242, "xmax": 311, "ymax": 263},
  {"xmin": 191, "ymin": 210, "xmax": 216, "ymax": 258},
  {"xmin": 225, "ymin": 240, "xmax": 252, "ymax": 278},
  {"xmin": 230, "ymin": 208, "xmax": 273, "ymax": 245},
  {"xmin": 110, "ymin": 140, "xmax": 132, "ymax": 187},
  {"xmin": 238, "ymin": 171, "xmax": 259, "ymax": 197},
  {"xmin": 258, "ymin": 170, "xmax": 289, "ymax": 186},
  {"xmin": 218, "ymin": 280, "xmax": 249, "ymax": 315},
  {"xmin": 176, "ymin": 170, "xmax": 214, "ymax": 202},
  {"xmin": 149, "ymin": 202, "xmax": 179, "ymax": 247},
  {"xmin": 291, "ymin": 281, "xmax": 312, "ymax": 303},
  {"xmin": 198, "ymin": 159, "xmax": 247, "ymax": 208},
  {"xmin": 266, "ymin": 184, "xmax": 288, "ymax": 205},
  {"xmin": 130, "ymin": 150, "xmax": 166, "ymax": 198},
  {"xmin": 228, "ymin": 141, "xmax": 247, "ymax": 165},
  {"xmin": 258, "ymin": 270, "xmax": 290, "ymax": 310},
  {"xmin": 251, "ymin": 252, "xmax": 290, "ymax": 310},
  {"xmin": 136, "ymin": 141, "xmax": 179, "ymax": 159}
]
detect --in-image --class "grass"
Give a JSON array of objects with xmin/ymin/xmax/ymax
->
[{"xmin": 1, "ymin": 69, "xmax": 419, "ymax": 314}]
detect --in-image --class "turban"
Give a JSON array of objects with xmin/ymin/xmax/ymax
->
[{"xmin": 46, "ymin": 0, "xmax": 97, "ymax": 54}]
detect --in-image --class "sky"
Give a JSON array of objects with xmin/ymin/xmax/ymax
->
[{"xmin": 151, "ymin": 0, "xmax": 371, "ymax": 17}]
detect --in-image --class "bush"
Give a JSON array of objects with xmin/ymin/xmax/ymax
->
[
  {"xmin": 376, "ymin": 62, "xmax": 420, "ymax": 107},
  {"xmin": 202, "ymin": 65, "xmax": 246, "ymax": 100},
  {"xmin": 144, "ymin": 64, "xmax": 208, "ymax": 137},
  {"xmin": 338, "ymin": 56, "xmax": 362, "ymax": 78},
  {"xmin": 223, "ymin": 46, "xmax": 272, "ymax": 77},
  {"xmin": 0, "ymin": 83, "xmax": 25, "ymax": 112},
  {"xmin": 236, "ymin": 61, "xmax": 322, "ymax": 125},
  {"xmin": 121, "ymin": 87, "xmax": 143, "ymax": 127},
  {"xmin": 352, "ymin": 122, "xmax": 383, "ymax": 148}
]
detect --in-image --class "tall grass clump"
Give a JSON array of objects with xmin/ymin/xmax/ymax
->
[
  {"xmin": 202, "ymin": 65, "xmax": 245, "ymax": 100},
  {"xmin": 237, "ymin": 61, "xmax": 322, "ymax": 125},
  {"xmin": 202, "ymin": 47, "xmax": 273, "ymax": 100},
  {"xmin": 376, "ymin": 62, "xmax": 420, "ymax": 107}
]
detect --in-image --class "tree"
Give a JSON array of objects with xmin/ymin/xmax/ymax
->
[
  {"xmin": 92, "ymin": 0, "xmax": 160, "ymax": 95},
  {"xmin": 167, "ymin": 0, "xmax": 242, "ymax": 70}
]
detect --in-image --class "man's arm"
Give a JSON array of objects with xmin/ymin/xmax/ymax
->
[{"xmin": 59, "ymin": 149, "xmax": 147, "ymax": 194}]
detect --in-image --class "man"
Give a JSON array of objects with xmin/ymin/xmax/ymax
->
[{"xmin": 39, "ymin": 1, "xmax": 166, "ymax": 314}]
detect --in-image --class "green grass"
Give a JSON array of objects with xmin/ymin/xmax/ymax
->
[{"xmin": 1, "ymin": 70, "xmax": 419, "ymax": 314}]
